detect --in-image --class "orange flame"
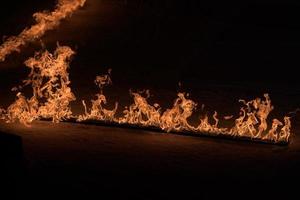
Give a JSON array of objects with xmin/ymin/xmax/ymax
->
[
  {"xmin": 160, "ymin": 93, "xmax": 197, "ymax": 132},
  {"xmin": 0, "ymin": 45, "xmax": 292, "ymax": 144},
  {"xmin": 0, "ymin": 105, "xmax": 5, "ymax": 120},
  {"xmin": 119, "ymin": 90, "xmax": 161, "ymax": 127},
  {"xmin": 0, "ymin": 1, "xmax": 292, "ymax": 144},
  {"xmin": 5, "ymin": 45, "xmax": 76, "ymax": 125},
  {"xmin": 0, "ymin": 0, "xmax": 86, "ymax": 61},
  {"xmin": 76, "ymin": 71, "xmax": 291, "ymax": 143},
  {"xmin": 78, "ymin": 69, "xmax": 118, "ymax": 122}
]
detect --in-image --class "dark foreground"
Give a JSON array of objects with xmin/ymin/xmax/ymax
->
[{"xmin": 1, "ymin": 121, "xmax": 299, "ymax": 199}]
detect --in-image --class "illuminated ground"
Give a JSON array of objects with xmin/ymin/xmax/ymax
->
[{"xmin": 1, "ymin": 120, "xmax": 300, "ymax": 198}]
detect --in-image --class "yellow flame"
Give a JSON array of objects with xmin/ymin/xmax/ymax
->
[{"xmin": 0, "ymin": 0, "xmax": 86, "ymax": 62}]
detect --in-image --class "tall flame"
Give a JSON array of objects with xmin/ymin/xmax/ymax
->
[
  {"xmin": 0, "ymin": 0, "xmax": 86, "ymax": 62},
  {"xmin": 5, "ymin": 45, "xmax": 76, "ymax": 125}
]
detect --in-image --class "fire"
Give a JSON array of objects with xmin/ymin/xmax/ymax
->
[
  {"xmin": 119, "ymin": 90, "xmax": 161, "ymax": 127},
  {"xmin": 0, "ymin": 0, "xmax": 86, "ymax": 62},
  {"xmin": 5, "ymin": 45, "xmax": 76, "ymax": 125},
  {"xmin": 0, "ymin": 105, "xmax": 6, "ymax": 120},
  {"xmin": 0, "ymin": 0, "xmax": 293, "ymax": 145},
  {"xmin": 228, "ymin": 94, "xmax": 291, "ymax": 142},
  {"xmin": 75, "ymin": 70, "xmax": 291, "ymax": 144},
  {"xmin": 78, "ymin": 69, "xmax": 118, "ymax": 122},
  {"xmin": 6, "ymin": 93, "xmax": 38, "ymax": 126},
  {"xmin": 0, "ymin": 44, "xmax": 293, "ymax": 144},
  {"xmin": 160, "ymin": 93, "xmax": 197, "ymax": 132}
]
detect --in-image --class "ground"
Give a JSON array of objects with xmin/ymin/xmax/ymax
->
[{"xmin": 1, "ymin": 120, "xmax": 300, "ymax": 198}]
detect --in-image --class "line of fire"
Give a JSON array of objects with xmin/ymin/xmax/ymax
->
[
  {"xmin": 0, "ymin": 0, "xmax": 299, "ymax": 198},
  {"xmin": 0, "ymin": 0, "xmax": 296, "ymax": 145}
]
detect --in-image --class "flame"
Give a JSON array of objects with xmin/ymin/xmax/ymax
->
[
  {"xmin": 0, "ymin": 45, "xmax": 293, "ymax": 144},
  {"xmin": 6, "ymin": 93, "xmax": 38, "ymax": 126},
  {"xmin": 5, "ymin": 45, "xmax": 76, "ymax": 125},
  {"xmin": 75, "ymin": 71, "xmax": 291, "ymax": 143},
  {"xmin": 0, "ymin": 0, "xmax": 291, "ymax": 145},
  {"xmin": 78, "ymin": 69, "xmax": 118, "ymax": 122},
  {"xmin": 119, "ymin": 90, "xmax": 161, "ymax": 127},
  {"xmin": 0, "ymin": 104, "xmax": 5, "ymax": 120},
  {"xmin": 160, "ymin": 93, "xmax": 197, "ymax": 132},
  {"xmin": 79, "ymin": 73, "xmax": 291, "ymax": 143},
  {"xmin": 0, "ymin": 0, "xmax": 86, "ymax": 62},
  {"xmin": 227, "ymin": 94, "xmax": 291, "ymax": 142}
]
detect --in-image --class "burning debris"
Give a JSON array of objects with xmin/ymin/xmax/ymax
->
[{"xmin": 0, "ymin": 0, "xmax": 86, "ymax": 61}]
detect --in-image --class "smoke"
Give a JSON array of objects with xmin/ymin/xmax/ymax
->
[{"xmin": 0, "ymin": 0, "xmax": 86, "ymax": 62}]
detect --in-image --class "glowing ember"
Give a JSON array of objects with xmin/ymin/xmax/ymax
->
[
  {"xmin": 5, "ymin": 45, "xmax": 76, "ymax": 125},
  {"xmin": 0, "ymin": 0, "xmax": 86, "ymax": 61}
]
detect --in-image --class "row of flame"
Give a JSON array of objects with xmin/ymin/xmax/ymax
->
[
  {"xmin": 0, "ymin": 0, "xmax": 292, "ymax": 143},
  {"xmin": 0, "ymin": 45, "xmax": 292, "ymax": 143}
]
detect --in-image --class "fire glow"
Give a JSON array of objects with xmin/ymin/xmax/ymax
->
[
  {"xmin": 0, "ymin": 46, "xmax": 292, "ymax": 145},
  {"xmin": 0, "ymin": 1, "xmax": 293, "ymax": 145}
]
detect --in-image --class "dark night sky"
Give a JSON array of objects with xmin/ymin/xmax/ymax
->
[{"xmin": 0, "ymin": 0, "xmax": 300, "ymax": 90}]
